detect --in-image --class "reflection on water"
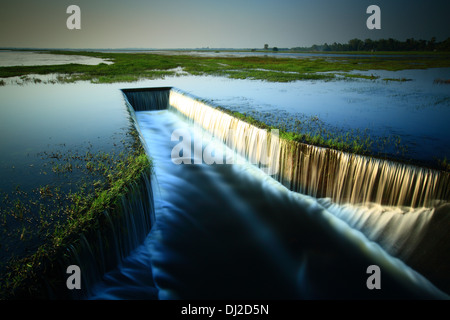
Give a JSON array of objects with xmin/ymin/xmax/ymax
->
[
  {"xmin": 162, "ymin": 71, "xmax": 450, "ymax": 166},
  {"xmin": 2, "ymin": 68, "xmax": 449, "ymax": 166},
  {"xmin": 0, "ymin": 82, "xmax": 130, "ymax": 192}
]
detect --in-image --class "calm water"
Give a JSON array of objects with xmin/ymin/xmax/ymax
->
[
  {"xmin": 94, "ymin": 49, "xmax": 424, "ymax": 59},
  {"xmin": 151, "ymin": 70, "xmax": 450, "ymax": 165},
  {"xmin": 0, "ymin": 50, "xmax": 113, "ymax": 67},
  {"xmin": 0, "ymin": 82, "xmax": 131, "ymax": 192},
  {"xmin": 1, "ymin": 68, "xmax": 449, "ymax": 190}
]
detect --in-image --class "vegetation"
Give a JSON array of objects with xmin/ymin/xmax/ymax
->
[
  {"xmin": 215, "ymin": 107, "xmax": 410, "ymax": 162},
  {"xmin": 294, "ymin": 37, "xmax": 450, "ymax": 52},
  {"xmin": 436, "ymin": 157, "xmax": 450, "ymax": 172},
  {"xmin": 0, "ymin": 48, "xmax": 449, "ymax": 84},
  {"xmin": 0, "ymin": 39, "xmax": 447, "ymax": 297},
  {"xmin": 0, "ymin": 123, "xmax": 152, "ymax": 299}
]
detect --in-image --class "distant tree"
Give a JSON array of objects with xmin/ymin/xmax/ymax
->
[
  {"xmin": 437, "ymin": 37, "xmax": 450, "ymax": 51},
  {"xmin": 364, "ymin": 38, "xmax": 374, "ymax": 51},
  {"xmin": 405, "ymin": 38, "xmax": 417, "ymax": 51},
  {"xmin": 348, "ymin": 38, "xmax": 363, "ymax": 51},
  {"xmin": 377, "ymin": 38, "xmax": 388, "ymax": 51},
  {"xmin": 264, "ymin": 44, "xmax": 269, "ymax": 50},
  {"xmin": 427, "ymin": 37, "xmax": 437, "ymax": 51},
  {"xmin": 273, "ymin": 47, "xmax": 278, "ymax": 52},
  {"xmin": 302, "ymin": 37, "xmax": 449, "ymax": 52}
]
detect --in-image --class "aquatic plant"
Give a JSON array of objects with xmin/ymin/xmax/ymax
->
[
  {"xmin": 1, "ymin": 50, "xmax": 449, "ymax": 84},
  {"xmin": 0, "ymin": 123, "xmax": 152, "ymax": 299}
]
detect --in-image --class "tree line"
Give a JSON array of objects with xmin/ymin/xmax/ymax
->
[{"xmin": 291, "ymin": 37, "xmax": 450, "ymax": 52}]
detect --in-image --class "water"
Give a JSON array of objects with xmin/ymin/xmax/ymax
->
[
  {"xmin": 170, "ymin": 71, "xmax": 450, "ymax": 166},
  {"xmin": 126, "ymin": 69, "xmax": 450, "ymax": 166},
  {"xmin": 1, "ymin": 67, "xmax": 449, "ymax": 298},
  {"xmin": 93, "ymin": 49, "xmax": 427, "ymax": 59},
  {"xmin": 62, "ymin": 171, "xmax": 155, "ymax": 299},
  {"xmin": 168, "ymin": 89, "xmax": 449, "ymax": 208},
  {"xmin": 0, "ymin": 50, "xmax": 113, "ymax": 67},
  {"xmin": 0, "ymin": 82, "xmax": 131, "ymax": 192},
  {"xmin": 2, "ymin": 68, "xmax": 449, "ymax": 171},
  {"xmin": 88, "ymin": 105, "xmax": 447, "ymax": 299},
  {"xmin": 0, "ymin": 82, "xmax": 134, "ymax": 269}
]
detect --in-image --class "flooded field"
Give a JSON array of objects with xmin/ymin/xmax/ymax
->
[
  {"xmin": 0, "ymin": 51, "xmax": 449, "ymax": 299},
  {"xmin": 0, "ymin": 50, "xmax": 113, "ymax": 67}
]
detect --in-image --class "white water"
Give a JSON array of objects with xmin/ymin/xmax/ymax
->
[
  {"xmin": 168, "ymin": 89, "xmax": 449, "ymax": 208},
  {"xmin": 88, "ymin": 104, "xmax": 448, "ymax": 299}
]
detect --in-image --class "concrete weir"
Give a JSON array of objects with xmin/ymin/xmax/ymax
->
[
  {"xmin": 123, "ymin": 87, "xmax": 450, "ymax": 208},
  {"xmin": 115, "ymin": 86, "xmax": 450, "ymax": 299}
]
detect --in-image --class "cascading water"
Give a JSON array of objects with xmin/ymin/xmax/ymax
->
[
  {"xmin": 164, "ymin": 87, "xmax": 450, "ymax": 294},
  {"xmin": 54, "ymin": 145, "xmax": 155, "ymax": 299},
  {"xmin": 121, "ymin": 87, "xmax": 171, "ymax": 111},
  {"xmin": 84, "ymin": 87, "xmax": 450, "ymax": 299},
  {"xmin": 168, "ymin": 89, "xmax": 449, "ymax": 208}
]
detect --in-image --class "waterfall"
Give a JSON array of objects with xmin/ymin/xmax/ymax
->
[
  {"xmin": 168, "ymin": 89, "xmax": 281, "ymax": 175},
  {"xmin": 48, "ymin": 89, "xmax": 157, "ymax": 299},
  {"xmin": 118, "ymin": 87, "xmax": 450, "ymax": 296},
  {"xmin": 167, "ymin": 88, "xmax": 449, "ymax": 208},
  {"xmin": 121, "ymin": 87, "xmax": 171, "ymax": 111},
  {"xmin": 58, "ymin": 170, "xmax": 155, "ymax": 299},
  {"xmin": 119, "ymin": 85, "xmax": 449, "ymax": 209},
  {"xmin": 275, "ymin": 140, "xmax": 449, "ymax": 207}
]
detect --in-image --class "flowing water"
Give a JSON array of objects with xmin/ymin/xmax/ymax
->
[
  {"xmin": 86, "ymin": 88, "xmax": 449, "ymax": 299},
  {"xmin": 168, "ymin": 89, "xmax": 449, "ymax": 208},
  {"xmin": 62, "ymin": 171, "xmax": 155, "ymax": 299},
  {"xmin": 1, "ymin": 70, "xmax": 449, "ymax": 298}
]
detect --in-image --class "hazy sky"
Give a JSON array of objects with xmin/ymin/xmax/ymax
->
[{"xmin": 0, "ymin": 0, "xmax": 449, "ymax": 49}]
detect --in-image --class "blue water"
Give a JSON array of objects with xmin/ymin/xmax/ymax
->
[
  {"xmin": 89, "ymin": 49, "xmax": 427, "ymax": 59},
  {"xmin": 1, "ymin": 65, "xmax": 449, "ymax": 298},
  {"xmin": 0, "ymin": 82, "xmax": 131, "ymax": 192},
  {"xmin": 87, "ymin": 108, "xmax": 447, "ymax": 299},
  {"xmin": 2, "ymin": 68, "xmax": 449, "ymax": 192}
]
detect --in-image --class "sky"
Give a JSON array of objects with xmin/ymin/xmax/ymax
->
[{"xmin": 0, "ymin": 0, "xmax": 449, "ymax": 49}]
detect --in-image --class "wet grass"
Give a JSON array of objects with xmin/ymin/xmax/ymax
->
[
  {"xmin": 1, "ymin": 50, "xmax": 450, "ymax": 84},
  {"xmin": 217, "ymin": 107, "xmax": 409, "ymax": 159},
  {"xmin": 0, "ymin": 123, "xmax": 152, "ymax": 299},
  {"xmin": 436, "ymin": 157, "xmax": 450, "ymax": 172}
]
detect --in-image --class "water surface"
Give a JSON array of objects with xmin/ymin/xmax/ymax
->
[
  {"xmin": 0, "ymin": 50, "xmax": 113, "ymax": 67},
  {"xmin": 88, "ymin": 108, "xmax": 446, "ymax": 299}
]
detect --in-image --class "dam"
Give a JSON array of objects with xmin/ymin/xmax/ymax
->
[{"xmin": 76, "ymin": 86, "xmax": 449, "ymax": 299}]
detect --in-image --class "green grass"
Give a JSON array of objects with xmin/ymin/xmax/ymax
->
[
  {"xmin": 1, "ymin": 50, "xmax": 450, "ymax": 84},
  {"xmin": 436, "ymin": 157, "xmax": 450, "ymax": 172},
  {"xmin": 210, "ymin": 104, "xmax": 420, "ymax": 169},
  {"xmin": 219, "ymin": 108, "xmax": 375, "ymax": 155}
]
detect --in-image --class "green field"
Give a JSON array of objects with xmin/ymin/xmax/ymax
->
[{"xmin": 1, "ymin": 50, "xmax": 450, "ymax": 84}]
